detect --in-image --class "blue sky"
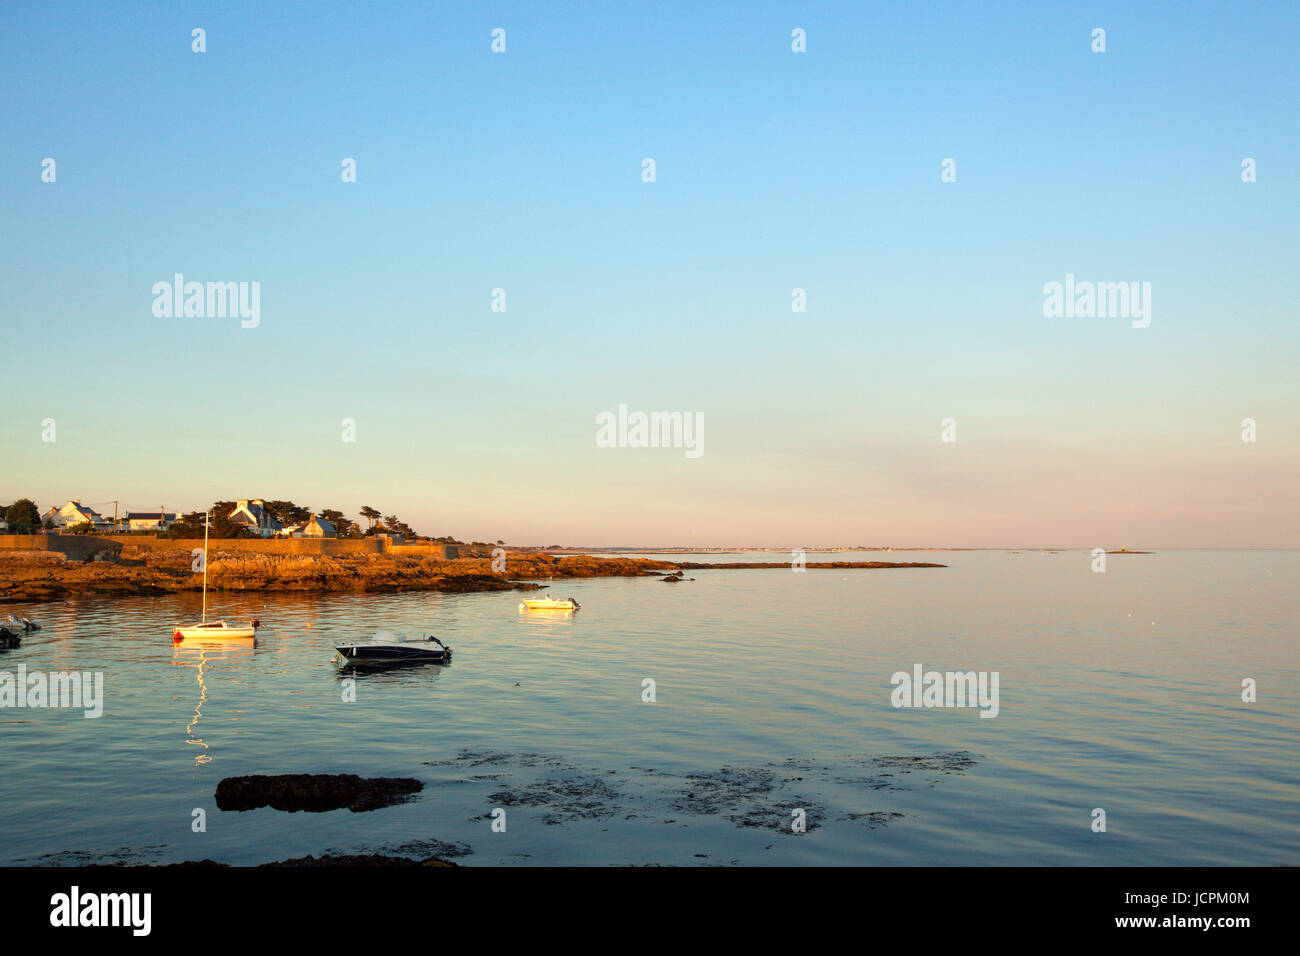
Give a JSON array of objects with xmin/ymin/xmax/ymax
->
[{"xmin": 2, "ymin": 1, "xmax": 1297, "ymax": 546}]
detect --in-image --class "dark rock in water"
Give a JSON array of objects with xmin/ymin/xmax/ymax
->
[
  {"xmin": 487, "ymin": 771, "xmax": 620, "ymax": 825},
  {"xmin": 377, "ymin": 838, "xmax": 472, "ymax": 860},
  {"xmin": 261, "ymin": 853, "xmax": 456, "ymax": 867},
  {"xmin": 842, "ymin": 811, "xmax": 905, "ymax": 829},
  {"xmin": 0, "ymin": 627, "xmax": 21, "ymax": 649},
  {"xmin": 87, "ymin": 859, "xmax": 231, "ymax": 868},
  {"xmin": 158, "ymin": 859, "xmax": 230, "ymax": 867},
  {"xmin": 91, "ymin": 854, "xmax": 455, "ymax": 867},
  {"xmin": 214, "ymin": 773, "xmax": 423, "ymax": 813}
]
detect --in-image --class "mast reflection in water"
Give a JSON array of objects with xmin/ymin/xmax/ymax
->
[{"xmin": 171, "ymin": 635, "xmax": 255, "ymax": 768}]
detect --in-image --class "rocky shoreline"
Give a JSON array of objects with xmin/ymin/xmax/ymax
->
[
  {"xmin": 88, "ymin": 854, "xmax": 459, "ymax": 868},
  {"xmin": 0, "ymin": 545, "xmax": 942, "ymax": 604},
  {"xmin": 674, "ymin": 561, "xmax": 946, "ymax": 570}
]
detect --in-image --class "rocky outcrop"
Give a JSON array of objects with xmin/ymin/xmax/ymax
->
[
  {"xmin": 88, "ymin": 854, "xmax": 457, "ymax": 867},
  {"xmin": 214, "ymin": 774, "xmax": 424, "ymax": 813},
  {"xmin": 0, "ymin": 546, "xmax": 943, "ymax": 603},
  {"xmin": 673, "ymin": 561, "xmax": 946, "ymax": 569},
  {"xmin": 0, "ymin": 547, "xmax": 676, "ymax": 602},
  {"xmin": 261, "ymin": 854, "xmax": 457, "ymax": 867}
]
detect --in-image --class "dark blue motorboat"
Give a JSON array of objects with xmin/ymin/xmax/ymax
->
[{"xmin": 334, "ymin": 629, "xmax": 452, "ymax": 664}]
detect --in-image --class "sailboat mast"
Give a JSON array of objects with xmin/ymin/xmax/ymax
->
[{"xmin": 202, "ymin": 509, "xmax": 209, "ymax": 623}]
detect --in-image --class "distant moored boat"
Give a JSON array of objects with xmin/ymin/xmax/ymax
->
[{"xmin": 519, "ymin": 596, "xmax": 581, "ymax": 612}]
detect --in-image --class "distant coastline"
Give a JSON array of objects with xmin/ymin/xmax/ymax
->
[{"xmin": 571, "ymin": 547, "xmax": 1151, "ymax": 554}]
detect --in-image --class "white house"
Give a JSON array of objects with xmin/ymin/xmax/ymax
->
[
  {"xmin": 126, "ymin": 511, "xmax": 181, "ymax": 532},
  {"xmin": 42, "ymin": 500, "xmax": 110, "ymax": 531},
  {"xmin": 302, "ymin": 515, "xmax": 337, "ymax": 538},
  {"xmin": 227, "ymin": 499, "xmax": 283, "ymax": 537}
]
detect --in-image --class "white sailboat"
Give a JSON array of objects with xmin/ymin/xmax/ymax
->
[{"xmin": 172, "ymin": 511, "xmax": 259, "ymax": 642}]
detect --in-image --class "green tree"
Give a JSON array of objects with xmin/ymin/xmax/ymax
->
[
  {"xmin": 4, "ymin": 499, "xmax": 40, "ymax": 531},
  {"xmin": 168, "ymin": 512, "xmax": 201, "ymax": 537},
  {"xmin": 360, "ymin": 506, "xmax": 381, "ymax": 530},
  {"xmin": 374, "ymin": 514, "xmax": 420, "ymax": 539},
  {"xmin": 262, "ymin": 500, "xmax": 311, "ymax": 527},
  {"xmin": 319, "ymin": 509, "xmax": 357, "ymax": 537}
]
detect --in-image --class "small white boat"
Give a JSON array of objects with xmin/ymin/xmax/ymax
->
[
  {"xmin": 335, "ymin": 630, "xmax": 451, "ymax": 664},
  {"xmin": 518, "ymin": 595, "xmax": 581, "ymax": 612},
  {"xmin": 171, "ymin": 510, "xmax": 259, "ymax": 643},
  {"xmin": 173, "ymin": 621, "xmax": 258, "ymax": 641}
]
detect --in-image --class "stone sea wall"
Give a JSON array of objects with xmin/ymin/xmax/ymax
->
[{"xmin": 0, "ymin": 534, "xmax": 456, "ymax": 560}]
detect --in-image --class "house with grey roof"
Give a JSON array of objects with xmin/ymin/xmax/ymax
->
[
  {"xmin": 227, "ymin": 499, "xmax": 283, "ymax": 537},
  {"xmin": 302, "ymin": 514, "xmax": 337, "ymax": 538},
  {"xmin": 42, "ymin": 500, "xmax": 110, "ymax": 531}
]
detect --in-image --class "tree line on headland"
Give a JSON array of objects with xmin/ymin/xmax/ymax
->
[
  {"xmin": 0, "ymin": 497, "xmax": 508, "ymax": 547},
  {"xmin": 164, "ymin": 501, "xmax": 499, "ymax": 543}
]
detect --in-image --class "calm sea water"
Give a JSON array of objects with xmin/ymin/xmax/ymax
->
[{"xmin": 1, "ymin": 550, "xmax": 1296, "ymax": 866}]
